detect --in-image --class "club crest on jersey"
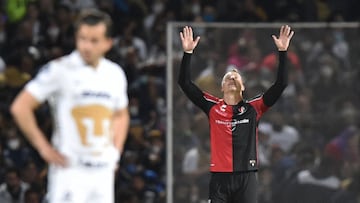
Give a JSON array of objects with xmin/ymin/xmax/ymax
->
[
  {"xmin": 220, "ymin": 104, "xmax": 226, "ymax": 112},
  {"xmin": 238, "ymin": 106, "xmax": 246, "ymax": 115},
  {"xmin": 249, "ymin": 160, "xmax": 256, "ymax": 167}
]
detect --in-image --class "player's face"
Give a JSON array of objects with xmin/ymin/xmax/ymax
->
[
  {"xmin": 221, "ymin": 71, "xmax": 245, "ymax": 93},
  {"xmin": 76, "ymin": 23, "xmax": 112, "ymax": 67}
]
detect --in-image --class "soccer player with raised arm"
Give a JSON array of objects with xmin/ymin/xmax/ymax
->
[{"xmin": 178, "ymin": 25, "xmax": 294, "ymax": 203}]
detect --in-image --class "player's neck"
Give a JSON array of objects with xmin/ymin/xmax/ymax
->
[
  {"xmin": 223, "ymin": 92, "xmax": 242, "ymax": 105},
  {"xmin": 87, "ymin": 59, "xmax": 100, "ymax": 69}
]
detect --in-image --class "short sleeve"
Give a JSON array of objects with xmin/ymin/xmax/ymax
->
[
  {"xmin": 25, "ymin": 63, "xmax": 61, "ymax": 103},
  {"xmin": 114, "ymin": 68, "xmax": 128, "ymax": 110}
]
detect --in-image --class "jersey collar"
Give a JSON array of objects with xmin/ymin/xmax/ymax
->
[{"xmin": 70, "ymin": 51, "xmax": 105, "ymax": 69}]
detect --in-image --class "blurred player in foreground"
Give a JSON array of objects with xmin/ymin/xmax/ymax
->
[
  {"xmin": 11, "ymin": 9, "xmax": 129, "ymax": 203},
  {"xmin": 178, "ymin": 25, "xmax": 294, "ymax": 203}
]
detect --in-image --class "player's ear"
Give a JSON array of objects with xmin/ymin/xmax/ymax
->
[{"xmin": 104, "ymin": 38, "xmax": 113, "ymax": 52}]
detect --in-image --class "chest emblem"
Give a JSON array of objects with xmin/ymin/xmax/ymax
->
[
  {"xmin": 237, "ymin": 106, "xmax": 246, "ymax": 115},
  {"xmin": 220, "ymin": 104, "xmax": 227, "ymax": 112}
]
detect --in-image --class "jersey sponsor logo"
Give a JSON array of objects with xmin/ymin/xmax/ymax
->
[
  {"xmin": 239, "ymin": 119, "xmax": 249, "ymax": 123},
  {"xmin": 215, "ymin": 119, "xmax": 249, "ymax": 131},
  {"xmin": 81, "ymin": 91, "xmax": 111, "ymax": 99},
  {"xmin": 215, "ymin": 119, "xmax": 249, "ymax": 126}
]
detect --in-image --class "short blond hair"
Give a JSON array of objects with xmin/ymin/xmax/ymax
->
[{"xmin": 221, "ymin": 68, "xmax": 242, "ymax": 87}]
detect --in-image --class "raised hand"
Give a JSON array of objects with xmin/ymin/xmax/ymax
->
[
  {"xmin": 180, "ymin": 26, "xmax": 200, "ymax": 53},
  {"xmin": 272, "ymin": 25, "xmax": 294, "ymax": 51}
]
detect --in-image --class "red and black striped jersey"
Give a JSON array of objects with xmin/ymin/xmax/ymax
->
[
  {"xmin": 203, "ymin": 92, "xmax": 268, "ymax": 172},
  {"xmin": 178, "ymin": 52, "xmax": 287, "ymax": 172}
]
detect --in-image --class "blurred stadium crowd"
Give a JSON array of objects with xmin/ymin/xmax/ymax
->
[{"xmin": 0, "ymin": 0, "xmax": 359, "ymax": 203}]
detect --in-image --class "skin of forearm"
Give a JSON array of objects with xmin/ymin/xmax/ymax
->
[
  {"xmin": 112, "ymin": 109, "xmax": 130, "ymax": 152},
  {"xmin": 10, "ymin": 104, "xmax": 50, "ymax": 152}
]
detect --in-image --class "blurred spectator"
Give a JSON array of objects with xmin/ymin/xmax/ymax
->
[
  {"xmin": 236, "ymin": 0, "xmax": 267, "ymax": 22},
  {"xmin": 271, "ymin": 142, "xmax": 318, "ymax": 203},
  {"xmin": 291, "ymin": 89, "xmax": 317, "ymax": 138},
  {"xmin": 60, "ymin": 0, "xmax": 96, "ymax": 12},
  {"xmin": 37, "ymin": 0, "xmax": 55, "ymax": 19},
  {"xmin": 129, "ymin": 75, "xmax": 165, "ymax": 123},
  {"xmin": 332, "ymin": 168, "xmax": 360, "ymax": 203},
  {"xmin": 0, "ymin": 168, "xmax": 29, "ymax": 203},
  {"xmin": 143, "ymin": 0, "xmax": 166, "ymax": 37},
  {"xmin": 115, "ymin": 20, "xmax": 148, "ymax": 62},
  {"xmin": 280, "ymin": 154, "xmax": 343, "ymax": 203},
  {"xmin": 257, "ymin": 167, "xmax": 273, "ymax": 203},
  {"xmin": 181, "ymin": 133, "xmax": 209, "ymax": 202},
  {"xmin": 325, "ymin": 126, "xmax": 359, "ymax": 162},
  {"xmin": 0, "ymin": 144, "xmax": 6, "ymax": 184},
  {"xmin": 143, "ymin": 130, "xmax": 165, "ymax": 175},
  {"xmin": 116, "ymin": 189, "xmax": 140, "ymax": 203},
  {"xmin": 24, "ymin": 2, "xmax": 43, "ymax": 46},
  {"xmin": 130, "ymin": 174, "xmax": 155, "ymax": 203},
  {"xmin": 0, "ymin": 57, "xmax": 5, "ymax": 73},
  {"xmin": 259, "ymin": 112, "xmax": 300, "ymax": 153},
  {"xmin": 2, "ymin": 127, "xmax": 33, "ymax": 169},
  {"xmin": 23, "ymin": 187, "xmax": 42, "ymax": 203},
  {"xmin": 325, "ymin": 125, "xmax": 360, "ymax": 180},
  {"xmin": 49, "ymin": 3, "xmax": 75, "ymax": 54},
  {"xmin": 226, "ymin": 32, "xmax": 251, "ymax": 70},
  {"xmin": 195, "ymin": 51, "xmax": 227, "ymax": 97},
  {"xmin": 261, "ymin": 49, "xmax": 302, "ymax": 72},
  {"xmin": 0, "ymin": 66, "xmax": 31, "ymax": 90},
  {"xmin": 5, "ymin": 0, "xmax": 28, "ymax": 24},
  {"xmin": 21, "ymin": 160, "xmax": 43, "ymax": 189},
  {"xmin": 0, "ymin": 11, "xmax": 7, "ymax": 56}
]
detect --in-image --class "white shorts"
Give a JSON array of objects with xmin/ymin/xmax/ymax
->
[{"xmin": 46, "ymin": 163, "xmax": 116, "ymax": 203}]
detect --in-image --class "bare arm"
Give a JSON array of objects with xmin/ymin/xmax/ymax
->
[
  {"xmin": 10, "ymin": 90, "xmax": 67, "ymax": 166},
  {"xmin": 112, "ymin": 108, "xmax": 130, "ymax": 153}
]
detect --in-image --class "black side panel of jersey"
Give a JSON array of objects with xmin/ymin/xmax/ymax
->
[{"xmin": 232, "ymin": 103, "xmax": 258, "ymax": 172}]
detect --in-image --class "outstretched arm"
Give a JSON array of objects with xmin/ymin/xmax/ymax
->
[
  {"xmin": 263, "ymin": 25, "xmax": 295, "ymax": 107},
  {"xmin": 178, "ymin": 26, "xmax": 210, "ymax": 111},
  {"xmin": 178, "ymin": 26, "xmax": 200, "ymax": 91}
]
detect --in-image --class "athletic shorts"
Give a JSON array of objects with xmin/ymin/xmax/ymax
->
[
  {"xmin": 46, "ymin": 164, "xmax": 116, "ymax": 203},
  {"xmin": 208, "ymin": 171, "xmax": 257, "ymax": 203}
]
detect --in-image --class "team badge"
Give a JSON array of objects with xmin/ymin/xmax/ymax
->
[
  {"xmin": 249, "ymin": 160, "xmax": 256, "ymax": 167},
  {"xmin": 220, "ymin": 104, "xmax": 226, "ymax": 112},
  {"xmin": 238, "ymin": 106, "xmax": 246, "ymax": 115}
]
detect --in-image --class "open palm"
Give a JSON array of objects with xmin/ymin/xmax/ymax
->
[
  {"xmin": 272, "ymin": 25, "xmax": 294, "ymax": 51},
  {"xmin": 180, "ymin": 26, "xmax": 200, "ymax": 53}
]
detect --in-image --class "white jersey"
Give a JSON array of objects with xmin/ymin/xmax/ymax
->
[{"xmin": 26, "ymin": 51, "xmax": 128, "ymax": 167}]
